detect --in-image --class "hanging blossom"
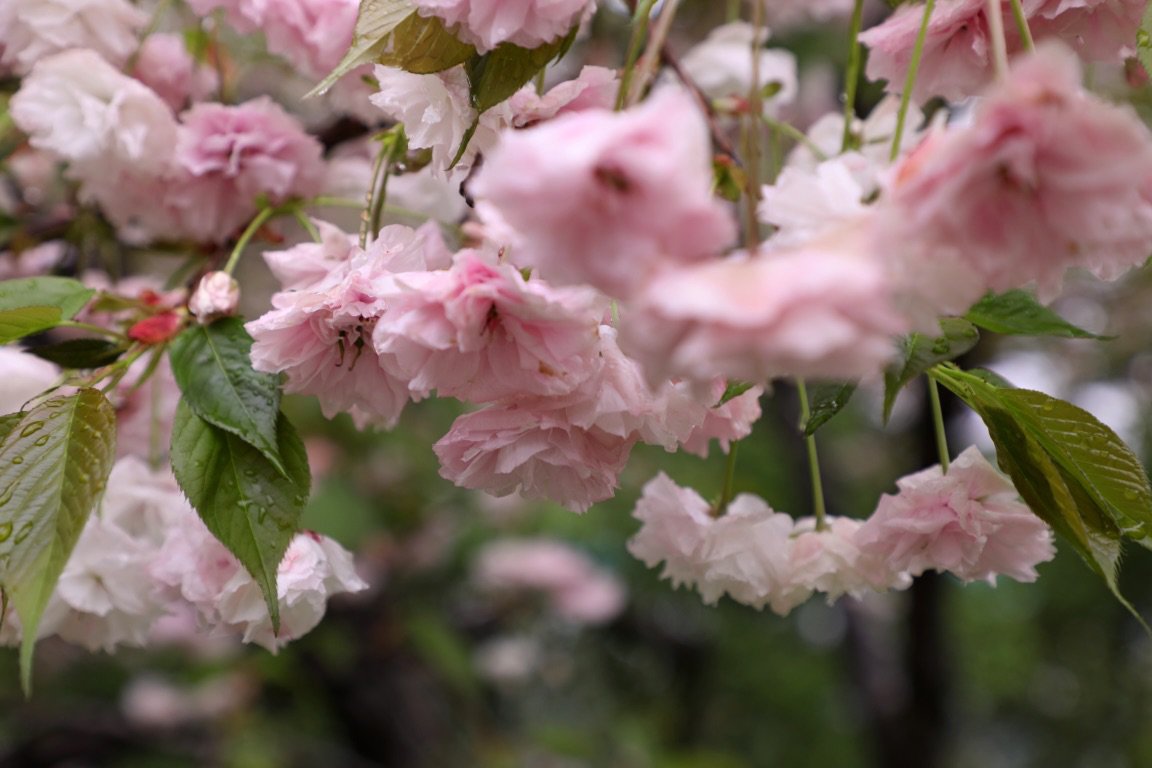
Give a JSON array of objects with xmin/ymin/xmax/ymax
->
[
  {"xmin": 412, "ymin": 0, "xmax": 595, "ymax": 53},
  {"xmin": 247, "ymin": 221, "xmax": 452, "ymax": 429},
  {"xmin": 875, "ymin": 42, "xmax": 1152, "ymax": 318},
  {"xmin": 469, "ymin": 87, "xmax": 737, "ymax": 300},
  {"xmin": 130, "ymin": 33, "xmax": 219, "ymax": 112},
  {"xmin": 621, "ymin": 238, "xmax": 907, "ymax": 389},
  {"xmin": 10, "ymin": 48, "xmax": 178, "ymax": 177},
  {"xmin": 628, "ymin": 474, "xmax": 908, "ymax": 615},
  {"xmin": 0, "ymin": 0, "xmax": 146, "ymax": 74},
  {"xmin": 433, "ymin": 328, "xmax": 761, "ymax": 512},
  {"xmin": 678, "ymin": 22, "xmax": 798, "ymax": 115},
  {"xmin": 860, "ymin": 0, "xmax": 1144, "ymax": 103},
  {"xmin": 371, "ymin": 65, "xmax": 510, "ymax": 177},
  {"xmin": 371, "ymin": 248, "xmax": 607, "ymax": 403},
  {"xmin": 472, "ymin": 538, "xmax": 627, "ymax": 624},
  {"xmin": 5, "ymin": 459, "xmax": 368, "ymax": 652},
  {"xmin": 856, "ymin": 446, "xmax": 1056, "ymax": 583}
]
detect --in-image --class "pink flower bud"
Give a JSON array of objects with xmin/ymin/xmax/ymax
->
[{"xmin": 189, "ymin": 271, "xmax": 240, "ymax": 322}]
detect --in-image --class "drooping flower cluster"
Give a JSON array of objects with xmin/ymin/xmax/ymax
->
[
  {"xmin": 630, "ymin": 447, "xmax": 1055, "ymax": 613},
  {"xmin": 13, "ymin": 457, "xmax": 367, "ymax": 653}
]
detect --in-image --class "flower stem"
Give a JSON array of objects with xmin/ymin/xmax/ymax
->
[
  {"xmin": 797, "ymin": 379, "xmax": 828, "ymax": 530},
  {"xmin": 928, "ymin": 377, "xmax": 951, "ymax": 473},
  {"xmin": 986, "ymin": 0, "xmax": 1009, "ymax": 80},
  {"xmin": 360, "ymin": 141, "xmax": 390, "ymax": 249},
  {"xmin": 842, "ymin": 0, "xmax": 867, "ymax": 152},
  {"xmin": 890, "ymin": 0, "xmax": 937, "ymax": 162},
  {"xmin": 616, "ymin": 0, "xmax": 660, "ymax": 110},
  {"xmin": 1008, "ymin": 0, "xmax": 1034, "ymax": 51},
  {"xmin": 716, "ymin": 441, "xmax": 740, "ymax": 516},
  {"xmin": 224, "ymin": 206, "xmax": 275, "ymax": 275},
  {"xmin": 293, "ymin": 208, "xmax": 321, "ymax": 243}
]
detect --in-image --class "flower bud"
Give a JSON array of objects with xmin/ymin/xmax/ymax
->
[{"xmin": 189, "ymin": 271, "xmax": 240, "ymax": 322}]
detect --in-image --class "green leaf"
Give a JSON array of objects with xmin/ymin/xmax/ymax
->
[
  {"xmin": 0, "ymin": 389, "xmax": 116, "ymax": 692},
  {"xmin": 170, "ymin": 401, "xmax": 310, "ymax": 634},
  {"xmin": 306, "ymin": 0, "xmax": 417, "ymax": 96},
  {"xmin": 0, "ymin": 306, "xmax": 62, "ymax": 345},
  {"xmin": 168, "ymin": 318, "xmax": 285, "ymax": 475},
  {"xmin": 801, "ymin": 381, "xmax": 857, "ymax": 436},
  {"xmin": 465, "ymin": 31, "xmax": 576, "ymax": 113},
  {"xmin": 932, "ymin": 366, "xmax": 1152, "ymax": 626},
  {"xmin": 994, "ymin": 388, "xmax": 1152, "ymax": 540},
  {"xmin": 1138, "ymin": 4, "xmax": 1152, "ymax": 79},
  {"xmin": 29, "ymin": 339, "xmax": 127, "ymax": 369},
  {"xmin": 716, "ymin": 380, "xmax": 755, "ymax": 407},
  {"xmin": 965, "ymin": 290, "xmax": 1108, "ymax": 339},
  {"xmin": 0, "ymin": 413, "xmax": 22, "ymax": 444},
  {"xmin": 375, "ymin": 13, "xmax": 475, "ymax": 73},
  {"xmin": 883, "ymin": 317, "xmax": 979, "ymax": 422},
  {"xmin": 0, "ymin": 277, "xmax": 94, "ymax": 319}
]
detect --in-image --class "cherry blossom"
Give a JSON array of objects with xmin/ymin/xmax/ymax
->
[
  {"xmin": 412, "ymin": 0, "xmax": 594, "ymax": 53},
  {"xmin": 470, "ymin": 88, "xmax": 737, "ymax": 299},
  {"xmin": 856, "ymin": 446, "xmax": 1056, "ymax": 583},
  {"xmin": 0, "ymin": 0, "xmax": 146, "ymax": 74}
]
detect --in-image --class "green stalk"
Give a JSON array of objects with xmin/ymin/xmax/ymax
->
[
  {"xmin": 616, "ymin": 0, "xmax": 660, "ymax": 110},
  {"xmin": 797, "ymin": 379, "xmax": 828, "ymax": 530},
  {"xmin": 1008, "ymin": 0, "xmax": 1035, "ymax": 51},
  {"xmin": 890, "ymin": 0, "xmax": 937, "ymax": 162},
  {"xmin": 927, "ymin": 377, "xmax": 951, "ymax": 472},
  {"xmin": 841, "ymin": 0, "xmax": 867, "ymax": 152}
]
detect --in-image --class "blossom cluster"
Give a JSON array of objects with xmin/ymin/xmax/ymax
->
[
  {"xmin": 0, "ymin": 350, "xmax": 366, "ymax": 653},
  {"xmin": 1, "ymin": 0, "xmax": 1148, "ymax": 649},
  {"xmin": 630, "ymin": 446, "xmax": 1056, "ymax": 614}
]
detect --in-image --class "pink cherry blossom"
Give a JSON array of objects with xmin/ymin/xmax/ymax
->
[
  {"xmin": 247, "ymin": 223, "xmax": 447, "ymax": 428},
  {"xmin": 627, "ymin": 472, "xmax": 714, "ymax": 590},
  {"xmin": 257, "ymin": 0, "xmax": 359, "ymax": 79},
  {"xmin": 131, "ymin": 33, "xmax": 219, "ymax": 112},
  {"xmin": 470, "ymin": 88, "xmax": 737, "ymax": 299},
  {"xmin": 10, "ymin": 49, "xmax": 178, "ymax": 176},
  {"xmin": 371, "ymin": 249, "xmax": 606, "ymax": 403},
  {"xmin": 856, "ymin": 446, "xmax": 1056, "ymax": 583},
  {"xmin": 413, "ymin": 0, "xmax": 594, "ymax": 53},
  {"xmin": 472, "ymin": 538, "xmax": 626, "ymax": 624},
  {"xmin": 509, "ymin": 65, "xmax": 619, "ymax": 127},
  {"xmin": 189, "ymin": 271, "xmax": 241, "ymax": 322},
  {"xmin": 169, "ymin": 97, "xmax": 326, "ymax": 243},
  {"xmin": 371, "ymin": 65, "xmax": 509, "ymax": 176},
  {"xmin": 788, "ymin": 516, "xmax": 910, "ymax": 602},
  {"xmin": 621, "ymin": 243, "xmax": 906, "ymax": 388},
  {"xmin": 433, "ymin": 403, "xmax": 636, "ymax": 513},
  {"xmin": 679, "ymin": 22, "xmax": 798, "ymax": 113},
  {"xmin": 876, "ymin": 43, "xmax": 1152, "ymax": 313},
  {"xmin": 859, "ymin": 0, "xmax": 995, "ymax": 103},
  {"xmin": 861, "ymin": 0, "xmax": 1144, "ymax": 103},
  {"xmin": 0, "ymin": 0, "xmax": 146, "ymax": 74},
  {"xmin": 263, "ymin": 219, "xmax": 358, "ymax": 291}
]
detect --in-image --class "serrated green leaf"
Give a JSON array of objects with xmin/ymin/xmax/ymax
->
[
  {"xmin": 169, "ymin": 318, "xmax": 285, "ymax": 475},
  {"xmin": 977, "ymin": 403, "xmax": 1121, "ymax": 582},
  {"xmin": 170, "ymin": 401, "xmax": 310, "ymax": 635},
  {"xmin": 0, "ymin": 306, "xmax": 62, "ymax": 344},
  {"xmin": 883, "ymin": 317, "xmax": 979, "ymax": 422},
  {"xmin": 465, "ymin": 30, "xmax": 576, "ymax": 113},
  {"xmin": 0, "ymin": 277, "xmax": 94, "ymax": 319},
  {"xmin": 965, "ymin": 290, "xmax": 1108, "ymax": 339},
  {"xmin": 0, "ymin": 389, "xmax": 116, "ymax": 692},
  {"xmin": 29, "ymin": 339, "xmax": 127, "ymax": 369},
  {"xmin": 306, "ymin": 0, "xmax": 417, "ymax": 97},
  {"xmin": 801, "ymin": 381, "xmax": 857, "ymax": 436},
  {"xmin": 994, "ymin": 388, "xmax": 1152, "ymax": 541},
  {"xmin": 376, "ymin": 13, "xmax": 475, "ymax": 73}
]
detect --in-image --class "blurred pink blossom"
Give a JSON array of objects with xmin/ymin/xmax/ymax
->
[{"xmin": 413, "ymin": 0, "xmax": 594, "ymax": 53}]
